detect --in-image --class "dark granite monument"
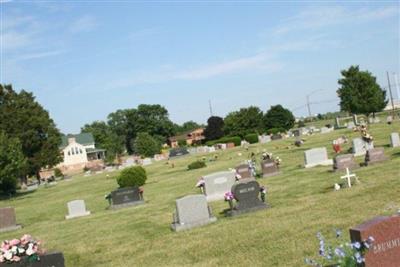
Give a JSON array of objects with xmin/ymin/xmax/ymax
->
[
  {"xmin": 225, "ymin": 179, "xmax": 268, "ymax": 217},
  {"xmin": 109, "ymin": 187, "xmax": 144, "ymax": 209},
  {"xmin": 350, "ymin": 215, "xmax": 400, "ymax": 267}
]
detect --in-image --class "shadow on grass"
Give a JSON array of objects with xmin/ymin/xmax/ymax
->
[{"xmin": 0, "ymin": 190, "xmax": 36, "ymax": 201}]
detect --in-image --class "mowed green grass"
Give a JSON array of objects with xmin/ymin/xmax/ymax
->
[{"xmin": 1, "ymin": 122, "xmax": 399, "ymax": 266}]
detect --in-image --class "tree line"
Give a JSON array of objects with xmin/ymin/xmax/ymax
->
[{"xmin": 0, "ymin": 65, "xmax": 388, "ymax": 194}]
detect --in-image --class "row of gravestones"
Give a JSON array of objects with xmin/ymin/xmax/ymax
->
[{"xmin": 304, "ymin": 133, "xmax": 399, "ymax": 170}]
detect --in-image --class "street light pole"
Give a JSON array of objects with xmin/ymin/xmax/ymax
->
[{"xmin": 386, "ymin": 71, "xmax": 395, "ymax": 117}]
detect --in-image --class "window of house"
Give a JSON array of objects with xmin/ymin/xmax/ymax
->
[
  {"xmin": 68, "ymin": 151, "xmax": 70, "ymax": 156},
  {"xmin": 79, "ymin": 149, "xmax": 83, "ymax": 154},
  {"xmin": 71, "ymin": 148, "xmax": 75, "ymax": 155},
  {"xmin": 75, "ymin": 147, "xmax": 79, "ymax": 154}
]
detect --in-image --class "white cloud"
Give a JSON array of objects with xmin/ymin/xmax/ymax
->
[
  {"xmin": 274, "ymin": 6, "xmax": 398, "ymax": 35},
  {"xmin": 15, "ymin": 50, "xmax": 65, "ymax": 61},
  {"xmin": 68, "ymin": 15, "xmax": 97, "ymax": 33}
]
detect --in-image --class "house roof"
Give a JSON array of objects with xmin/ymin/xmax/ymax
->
[
  {"xmin": 86, "ymin": 148, "xmax": 106, "ymax": 154},
  {"xmin": 60, "ymin": 133, "xmax": 95, "ymax": 149}
]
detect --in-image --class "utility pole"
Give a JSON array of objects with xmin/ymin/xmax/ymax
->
[
  {"xmin": 386, "ymin": 71, "xmax": 395, "ymax": 117},
  {"xmin": 208, "ymin": 100, "xmax": 213, "ymax": 117},
  {"xmin": 306, "ymin": 95, "xmax": 311, "ymax": 117}
]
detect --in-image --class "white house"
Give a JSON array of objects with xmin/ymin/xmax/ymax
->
[{"xmin": 57, "ymin": 133, "xmax": 106, "ymax": 174}]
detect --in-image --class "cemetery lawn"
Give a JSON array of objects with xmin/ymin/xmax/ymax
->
[{"xmin": 0, "ymin": 122, "xmax": 399, "ymax": 266}]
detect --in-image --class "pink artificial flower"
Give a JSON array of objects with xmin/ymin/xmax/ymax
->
[
  {"xmin": 1, "ymin": 241, "xmax": 10, "ymax": 251},
  {"xmin": 11, "ymin": 255, "xmax": 21, "ymax": 262},
  {"xmin": 0, "ymin": 254, "xmax": 4, "ymax": 263},
  {"xmin": 21, "ymin": 234, "xmax": 32, "ymax": 245},
  {"xmin": 9, "ymin": 239, "xmax": 20, "ymax": 246}
]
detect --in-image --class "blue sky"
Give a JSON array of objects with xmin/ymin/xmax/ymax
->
[{"xmin": 1, "ymin": 1, "xmax": 399, "ymax": 133}]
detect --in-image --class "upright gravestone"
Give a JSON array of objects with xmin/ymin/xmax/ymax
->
[
  {"xmin": 65, "ymin": 200, "xmax": 91, "ymax": 220},
  {"xmin": 171, "ymin": 195, "xmax": 217, "ymax": 232},
  {"xmin": 142, "ymin": 158, "xmax": 152, "ymax": 166},
  {"xmin": 261, "ymin": 159, "xmax": 279, "ymax": 177},
  {"xmin": 352, "ymin": 138, "xmax": 374, "ymax": 157},
  {"xmin": 203, "ymin": 171, "xmax": 236, "ymax": 202},
  {"xmin": 304, "ymin": 147, "xmax": 333, "ymax": 168},
  {"xmin": 235, "ymin": 164, "xmax": 252, "ymax": 179},
  {"xmin": 225, "ymin": 179, "xmax": 267, "ymax": 217},
  {"xmin": 333, "ymin": 154, "xmax": 359, "ymax": 171},
  {"xmin": 320, "ymin": 127, "xmax": 333, "ymax": 134},
  {"xmin": 109, "ymin": 187, "xmax": 144, "ymax": 209},
  {"xmin": 390, "ymin": 132, "xmax": 400, "ymax": 148},
  {"xmin": 258, "ymin": 135, "xmax": 271, "ymax": 144},
  {"xmin": 0, "ymin": 207, "xmax": 22, "ymax": 233},
  {"xmin": 271, "ymin": 134, "xmax": 282, "ymax": 140},
  {"xmin": 350, "ymin": 215, "xmax": 400, "ymax": 267},
  {"xmin": 169, "ymin": 147, "xmax": 189, "ymax": 158},
  {"xmin": 365, "ymin": 148, "xmax": 388, "ymax": 166}
]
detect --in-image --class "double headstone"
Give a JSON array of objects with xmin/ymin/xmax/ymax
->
[
  {"xmin": 65, "ymin": 200, "xmax": 91, "ymax": 220},
  {"xmin": 235, "ymin": 164, "xmax": 252, "ymax": 179},
  {"xmin": 225, "ymin": 179, "xmax": 267, "ymax": 217},
  {"xmin": 390, "ymin": 132, "xmax": 400, "ymax": 148},
  {"xmin": 304, "ymin": 147, "xmax": 333, "ymax": 168},
  {"xmin": 203, "ymin": 171, "xmax": 236, "ymax": 202},
  {"xmin": 352, "ymin": 137, "xmax": 374, "ymax": 157},
  {"xmin": 258, "ymin": 135, "xmax": 271, "ymax": 144},
  {"xmin": 350, "ymin": 215, "xmax": 400, "ymax": 267},
  {"xmin": 0, "ymin": 207, "xmax": 22, "ymax": 233},
  {"xmin": 333, "ymin": 154, "xmax": 359, "ymax": 171},
  {"xmin": 109, "ymin": 187, "xmax": 144, "ymax": 209},
  {"xmin": 261, "ymin": 159, "xmax": 279, "ymax": 177},
  {"xmin": 365, "ymin": 148, "xmax": 388, "ymax": 166},
  {"xmin": 347, "ymin": 121, "xmax": 355, "ymax": 129},
  {"xmin": 171, "ymin": 195, "xmax": 216, "ymax": 232}
]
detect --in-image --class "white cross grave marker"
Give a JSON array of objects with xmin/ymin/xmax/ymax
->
[{"xmin": 340, "ymin": 168, "xmax": 358, "ymax": 188}]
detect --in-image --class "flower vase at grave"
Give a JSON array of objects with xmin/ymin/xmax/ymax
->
[{"xmin": 228, "ymin": 200, "xmax": 234, "ymax": 210}]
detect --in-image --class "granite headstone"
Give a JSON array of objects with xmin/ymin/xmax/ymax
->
[
  {"xmin": 0, "ymin": 207, "xmax": 21, "ymax": 233},
  {"xmin": 261, "ymin": 159, "xmax": 279, "ymax": 177},
  {"xmin": 203, "ymin": 171, "xmax": 236, "ymax": 202},
  {"xmin": 225, "ymin": 179, "xmax": 267, "ymax": 217},
  {"xmin": 65, "ymin": 200, "xmax": 91, "ymax": 220},
  {"xmin": 390, "ymin": 132, "xmax": 400, "ymax": 148},
  {"xmin": 333, "ymin": 154, "xmax": 359, "ymax": 171},
  {"xmin": 110, "ymin": 187, "xmax": 144, "ymax": 209},
  {"xmin": 171, "ymin": 195, "xmax": 216, "ymax": 232},
  {"xmin": 350, "ymin": 215, "xmax": 400, "ymax": 267},
  {"xmin": 365, "ymin": 148, "xmax": 388, "ymax": 166},
  {"xmin": 235, "ymin": 164, "xmax": 252, "ymax": 179},
  {"xmin": 304, "ymin": 147, "xmax": 333, "ymax": 168}
]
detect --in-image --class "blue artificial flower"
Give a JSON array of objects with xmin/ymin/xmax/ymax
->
[{"xmin": 352, "ymin": 242, "xmax": 361, "ymax": 249}]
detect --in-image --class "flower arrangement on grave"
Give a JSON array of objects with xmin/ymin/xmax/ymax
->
[
  {"xmin": 274, "ymin": 156, "xmax": 282, "ymax": 167},
  {"xmin": 0, "ymin": 235, "xmax": 42, "ymax": 264},
  {"xmin": 224, "ymin": 192, "xmax": 235, "ymax": 210},
  {"xmin": 195, "ymin": 177, "xmax": 205, "ymax": 193},
  {"xmin": 304, "ymin": 229, "xmax": 374, "ymax": 267},
  {"xmin": 259, "ymin": 186, "xmax": 267, "ymax": 203},
  {"xmin": 246, "ymin": 160, "xmax": 257, "ymax": 177}
]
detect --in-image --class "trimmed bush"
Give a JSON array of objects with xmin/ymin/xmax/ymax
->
[
  {"xmin": 266, "ymin": 128, "xmax": 285, "ymax": 135},
  {"xmin": 54, "ymin": 168, "xmax": 63, "ymax": 177},
  {"xmin": 188, "ymin": 161, "xmax": 206, "ymax": 170},
  {"xmin": 244, "ymin": 133, "xmax": 258, "ymax": 144},
  {"xmin": 205, "ymin": 136, "xmax": 242, "ymax": 147},
  {"xmin": 117, "ymin": 166, "xmax": 147, "ymax": 188}
]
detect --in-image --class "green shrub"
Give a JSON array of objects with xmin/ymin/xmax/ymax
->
[
  {"xmin": 117, "ymin": 166, "xmax": 147, "ymax": 188},
  {"xmin": 133, "ymin": 132, "xmax": 161, "ymax": 157},
  {"xmin": 244, "ymin": 133, "xmax": 258, "ymax": 144},
  {"xmin": 188, "ymin": 161, "xmax": 206, "ymax": 170},
  {"xmin": 267, "ymin": 128, "xmax": 285, "ymax": 135},
  {"xmin": 205, "ymin": 136, "xmax": 242, "ymax": 147},
  {"xmin": 177, "ymin": 139, "xmax": 187, "ymax": 147},
  {"xmin": 298, "ymin": 120, "xmax": 306, "ymax": 127},
  {"xmin": 54, "ymin": 168, "xmax": 63, "ymax": 177}
]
